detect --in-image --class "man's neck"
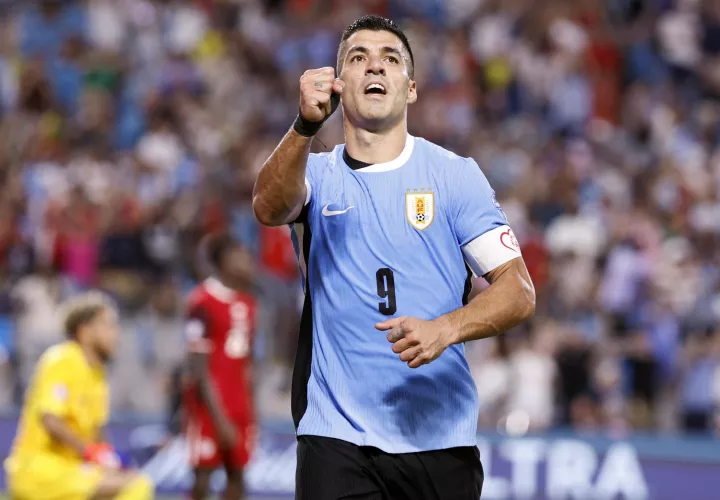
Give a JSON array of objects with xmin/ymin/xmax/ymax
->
[
  {"xmin": 76, "ymin": 340, "xmax": 102, "ymax": 369},
  {"xmin": 218, "ymin": 275, "xmax": 248, "ymax": 293},
  {"xmin": 343, "ymin": 120, "xmax": 408, "ymax": 165}
]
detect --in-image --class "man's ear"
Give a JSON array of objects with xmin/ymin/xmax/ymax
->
[{"xmin": 407, "ymin": 79, "xmax": 417, "ymax": 104}]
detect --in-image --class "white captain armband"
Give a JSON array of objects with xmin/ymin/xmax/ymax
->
[{"xmin": 462, "ymin": 225, "xmax": 521, "ymax": 277}]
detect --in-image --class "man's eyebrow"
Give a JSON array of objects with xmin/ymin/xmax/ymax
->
[
  {"xmin": 380, "ymin": 46, "xmax": 403, "ymax": 58},
  {"xmin": 346, "ymin": 45, "xmax": 404, "ymax": 58},
  {"xmin": 346, "ymin": 45, "xmax": 369, "ymax": 57}
]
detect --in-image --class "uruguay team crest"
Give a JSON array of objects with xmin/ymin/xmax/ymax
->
[{"xmin": 406, "ymin": 188, "xmax": 434, "ymax": 230}]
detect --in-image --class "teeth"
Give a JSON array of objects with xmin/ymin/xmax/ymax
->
[{"xmin": 366, "ymin": 83, "xmax": 385, "ymax": 92}]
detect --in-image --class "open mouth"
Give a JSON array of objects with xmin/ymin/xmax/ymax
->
[{"xmin": 364, "ymin": 83, "xmax": 387, "ymax": 95}]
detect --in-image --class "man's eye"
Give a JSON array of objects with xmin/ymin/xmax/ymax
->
[
  {"xmin": 352, "ymin": 55, "xmax": 364, "ymax": 62},
  {"xmin": 387, "ymin": 56, "xmax": 399, "ymax": 64}
]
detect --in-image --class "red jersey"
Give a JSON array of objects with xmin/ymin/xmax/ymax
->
[{"xmin": 184, "ymin": 277, "xmax": 256, "ymax": 420}]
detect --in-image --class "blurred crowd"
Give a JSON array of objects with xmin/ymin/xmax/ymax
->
[{"xmin": 0, "ymin": 0, "xmax": 720, "ymax": 437}]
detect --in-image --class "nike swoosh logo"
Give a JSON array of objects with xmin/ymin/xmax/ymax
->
[{"xmin": 322, "ymin": 205, "xmax": 354, "ymax": 216}]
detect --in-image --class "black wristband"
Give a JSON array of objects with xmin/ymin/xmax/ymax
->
[
  {"xmin": 293, "ymin": 92, "xmax": 341, "ymax": 137},
  {"xmin": 293, "ymin": 111, "xmax": 324, "ymax": 137}
]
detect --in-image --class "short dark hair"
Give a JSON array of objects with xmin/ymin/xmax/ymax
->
[
  {"xmin": 338, "ymin": 15, "xmax": 415, "ymax": 79},
  {"xmin": 62, "ymin": 292, "xmax": 112, "ymax": 340},
  {"xmin": 207, "ymin": 233, "xmax": 238, "ymax": 270}
]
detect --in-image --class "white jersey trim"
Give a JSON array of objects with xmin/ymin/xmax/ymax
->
[
  {"xmin": 304, "ymin": 135, "xmax": 414, "ymax": 205},
  {"xmin": 204, "ymin": 277, "xmax": 235, "ymax": 303},
  {"xmin": 353, "ymin": 134, "xmax": 415, "ymax": 173},
  {"xmin": 462, "ymin": 225, "xmax": 521, "ymax": 277},
  {"xmin": 304, "ymin": 177, "xmax": 312, "ymax": 206}
]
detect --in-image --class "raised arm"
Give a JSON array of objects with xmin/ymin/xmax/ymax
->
[
  {"xmin": 252, "ymin": 129, "xmax": 313, "ymax": 226},
  {"xmin": 252, "ymin": 67, "xmax": 344, "ymax": 226}
]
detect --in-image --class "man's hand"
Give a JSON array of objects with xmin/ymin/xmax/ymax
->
[
  {"xmin": 84, "ymin": 442, "xmax": 121, "ymax": 470},
  {"xmin": 375, "ymin": 317, "xmax": 457, "ymax": 369},
  {"xmin": 299, "ymin": 67, "xmax": 344, "ymax": 123},
  {"xmin": 217, "ymin": 421, "xmax": 237, "ymax": 452}
]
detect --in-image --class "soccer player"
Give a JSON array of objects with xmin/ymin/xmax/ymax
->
[
  {"xmin": 183, "ymin": 235, "xmax": 257, "ymax": 500},
  {"xmin": 4, "ymin": 292, "xmax": 154, "ymax": 500},
  {"xmin": 252, "ymin": 15, "xmax": 536, "ymax": 500}
]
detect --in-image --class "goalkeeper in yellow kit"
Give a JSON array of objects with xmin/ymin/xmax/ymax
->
[{"xmin": 4, "ymin": 292, "xmax": 154, "ymax": 500}]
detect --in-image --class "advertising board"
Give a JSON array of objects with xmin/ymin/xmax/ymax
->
[{"xmin": 0, "ymin": 417, "xmax": 718, "ymax": 499}]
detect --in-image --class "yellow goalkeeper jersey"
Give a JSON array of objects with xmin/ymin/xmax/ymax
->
[{"xmin": 7, "ymin": 341, "xmax": 109, "ymax": 461}]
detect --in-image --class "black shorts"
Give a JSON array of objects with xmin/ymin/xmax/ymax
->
[{"xmin": 296, "ymin": 435, "xmax": 484, "ymax": 500}]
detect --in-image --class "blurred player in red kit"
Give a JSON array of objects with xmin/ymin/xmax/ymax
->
[{"xmin": 183, "ymin": 234, "xmax": 257, "ymax": 499}]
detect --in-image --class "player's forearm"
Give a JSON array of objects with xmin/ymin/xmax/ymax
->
[
  {"xmin": 189, "ymin": 353, "xmax": 232, "ymax": 431},
  {"xmin": 41, "ymin": 413, "xmax": 88, "ymax": 456},
  {"xmin": 438, "ymin": 259, "xmax": 536, "ymax": 344},
  {"xmin": 197, "ymin": 378, "xmax": 233, "ymax": 431},
  {"xmin": 252, "ymin": 128, "xmax": 313, "ymax": 226}
]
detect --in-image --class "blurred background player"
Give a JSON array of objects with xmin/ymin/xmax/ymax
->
[
  {"xmin": 3, "ymin": 292, "xmax": 154, "ymax": 500},
  {"xmin": 183, "ymin": 234, "xmax": 257, "ymax": 500}
]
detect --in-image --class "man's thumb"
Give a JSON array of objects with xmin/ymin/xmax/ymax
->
[
  {"xmin": 329, "ymin": 91, "xmax": 341, "ymax": 115},
  {"xmin": 375, "ymin": 317, "xmax": 404, "ymax": 331}
]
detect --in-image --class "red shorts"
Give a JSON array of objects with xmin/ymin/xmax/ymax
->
[{"xmin": 185, "ymin": 413, "xmax": 256, "ymax": 469}]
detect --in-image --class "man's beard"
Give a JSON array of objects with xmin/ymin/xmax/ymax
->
[{"xmin": 96, "ymin": 347, "xmax": 113, "ymax": 364}]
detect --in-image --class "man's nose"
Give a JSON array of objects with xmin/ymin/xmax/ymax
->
[{"xmin": 366, "ymin": 56, "xmax": 385, "ymax": 76}]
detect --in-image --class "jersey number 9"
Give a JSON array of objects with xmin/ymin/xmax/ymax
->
[
  {"xmin": 376, "ymin": 268, "xmax": 397, "ymax": 315},
  {"xmin": 225, "ymin": 302, "xmax": 250, "ymax": 358}
]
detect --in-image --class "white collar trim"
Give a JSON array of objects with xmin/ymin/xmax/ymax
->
[
  {"xmin": 350, "ymin": 134, "xmax": 415, "ymax": 173},
  {"xmin": 205, "ymin": 277, "xmax": 235, "ymax": 303}
]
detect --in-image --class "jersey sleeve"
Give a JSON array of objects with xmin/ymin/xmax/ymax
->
[
  {"xmin": 185, "ymin": 299, "xmax": 212, "ymax": 354},
  {"xmin": 303, "ymin": 152, "xmax": 330, "ymax": 207},
  {"xmin": 451, "ymin": 158, "xmax": 521, "ymax": 277},
  {"xmin": 35, "ymin": 356, "xmax": 74, "ymax": 418}
]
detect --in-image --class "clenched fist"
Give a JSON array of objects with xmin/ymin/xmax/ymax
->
[{"xmin": 299, "ymin": 67, "xmax": 345, "ymax": 123}]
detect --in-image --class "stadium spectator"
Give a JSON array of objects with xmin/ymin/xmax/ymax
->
[{"xmin": 10, "ymin": 259, "xmax": 63, "ymax": 391}]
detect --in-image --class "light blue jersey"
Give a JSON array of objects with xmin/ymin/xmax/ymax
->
[{"xmin": 290, "ymin": 135, "xmax": 521, "ymax": 453}]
